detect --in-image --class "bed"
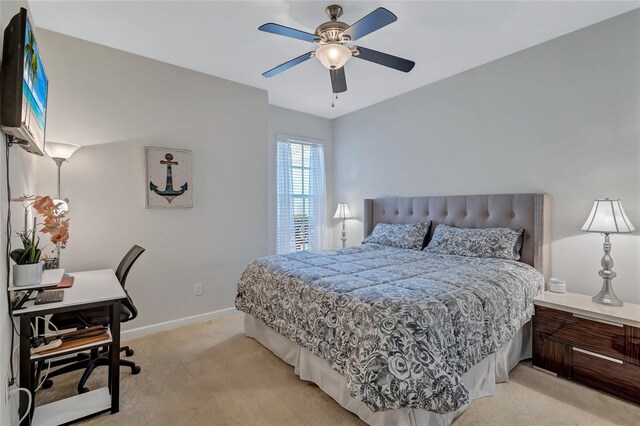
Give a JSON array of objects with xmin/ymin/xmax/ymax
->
[{"xmin": 236, "ymin": 194, "xmax": 550, "ymax": 425}]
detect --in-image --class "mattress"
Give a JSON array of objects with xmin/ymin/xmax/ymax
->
[{"xmin": 235, "ymin": 244, "xmax": 543, "ymax": 414}]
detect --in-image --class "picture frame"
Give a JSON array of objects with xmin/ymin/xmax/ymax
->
[{"xmin": 144, "ymin": 146, "xmax": 193, "ymax": 208}]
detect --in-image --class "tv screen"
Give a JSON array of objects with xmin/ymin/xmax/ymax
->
[
  {"xmin": 0, "ymin": 8, "xmax": 48, "ymax": 156},
  {"xmin": 22, "ymin": 18, "xmax": 47, "ymax": 149}
]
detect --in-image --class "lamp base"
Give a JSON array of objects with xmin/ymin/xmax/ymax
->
[
  {"xmin": 591, "ymin": 233, "xmax": 623, "ymax": 307},
  {"xmin": 592, "ymin": 282, "xmax": 623, "ymax": 307}
]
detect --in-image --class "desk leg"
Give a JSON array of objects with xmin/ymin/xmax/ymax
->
[
  {"xmin": 109, "ymin": 301, "xmax": 121, "ymax": 414},
  {"xmin": 18, "ymin": 315, "xmax": 33, "ymax": 426}
]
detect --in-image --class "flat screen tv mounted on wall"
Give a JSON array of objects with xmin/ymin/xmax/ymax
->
[{"xmin": 0, "ymin": 7, "xmax": 48, "ymax": 156}]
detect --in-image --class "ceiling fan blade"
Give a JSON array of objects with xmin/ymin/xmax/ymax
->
[
  {"xmin": 354, "ymin": 46, "xmax": 415, "ymax": 73},
  {"xmin": 330, "ymin": 68, "xmax": 347, "ymax": 93},
  {"xmin": 262, "ymin": 52, "xmax": 313, "ymax": 78},
  {"xmin": 259, "ymin": 23, "xmax": 317, "ymax": 43},
  {"xmin": 341, "ymin": 8, "xmax": 397, "ymax": 42}
]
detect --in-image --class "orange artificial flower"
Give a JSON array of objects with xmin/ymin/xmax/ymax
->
[
  {"xmin": 11, "ymin": 194, "xmax": 72, "ymax": 261},
  {"xmin": 50, "ymin": 219, "xmax": 70, "ymax": 247},
  {"xmin": 41, "ymin": 216, "xmax": 59, "ymax": 234},
  {"xmin": 33, "ymin": 196, "xmax": 56, "ymax": 217}
]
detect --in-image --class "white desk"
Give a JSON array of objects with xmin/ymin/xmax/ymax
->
[
  {"xmin": 8, "ymin": 269, "xmax": 65, "ymax": 291},
  {"xmin": 13, "ymin": 270, "xmax": 126, "ymax": 315},
  {"xmin": 12, "ymin": 269, "xmax": 126, "ymax": 426}
]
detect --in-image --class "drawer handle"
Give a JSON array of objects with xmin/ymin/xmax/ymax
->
[
  {"xmin": 573, "ymin": 347, "xmax": 623, "ymax": 364},
  {"xmin": 572, "ymin": 313, "xmax": 623, "ymax": 328}
]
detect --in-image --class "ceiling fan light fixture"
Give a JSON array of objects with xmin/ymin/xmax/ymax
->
[{"xmin": 315, "ymin": 43, "xmax": 351, "ymax": 70}]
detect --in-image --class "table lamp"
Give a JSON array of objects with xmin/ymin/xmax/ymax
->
[
  {"xmin": 333, "ymin": 203, "xmax": 353, "ymax": 248},
  {"xmin": 581, "ymin": 198, "xmax": 635, "ymax": 307}
]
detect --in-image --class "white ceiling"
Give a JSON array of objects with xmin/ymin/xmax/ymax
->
[{"xmin": 29, "ymin": 1, "xmax": 640, "ymax": 119}]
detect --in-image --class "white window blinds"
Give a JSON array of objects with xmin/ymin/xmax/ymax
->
[{"xmin": 276, "ymin": 138, "xmax": 326, "ymax": 254}]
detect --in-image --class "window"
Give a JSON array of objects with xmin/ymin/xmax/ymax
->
[{"xmin": 276, "ymin": 137, "xmax": 326, "ymax": 254}]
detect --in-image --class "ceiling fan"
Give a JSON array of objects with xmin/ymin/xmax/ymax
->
[{"xmin": 259, "ymin": 4, "xmax": 415, "ymax": 94}]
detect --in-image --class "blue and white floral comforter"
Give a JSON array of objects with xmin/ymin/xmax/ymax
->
[{"xmin": 235, "ymin": 244, "xmax": 543, "ymax": 414}]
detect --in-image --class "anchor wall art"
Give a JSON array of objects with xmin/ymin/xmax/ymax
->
[{"xmin": 145, "ymin": 147, "xmax": 193, "ymax": 208}]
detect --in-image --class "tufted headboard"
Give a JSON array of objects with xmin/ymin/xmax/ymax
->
[{"xmin": 363, "ymin": 194, "xmax": 551, "ymax": 280}]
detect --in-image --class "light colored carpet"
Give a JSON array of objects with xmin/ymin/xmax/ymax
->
[{"xmin": 36, "ymin": 313, "xmax": 640, "ymax": 425}]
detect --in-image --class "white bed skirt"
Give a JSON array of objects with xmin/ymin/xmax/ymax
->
[{"xmin": 244, "ymin": 314, "xmax": 532, "ymax": 426}]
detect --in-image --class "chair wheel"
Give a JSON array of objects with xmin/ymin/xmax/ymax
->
[
  {"xmin": 41, "ymin": 379, "xmax": 53, "ymax": 389},
  {"xmin": 131, "ymin": 366, "xmax": 141, "ymax": 375},
  {"xmin": 79, "ymin": 387, "xmax": 90, "ymax": 394},
  {"xmin": 125, "ymin": 349, "xmax": 134, "ymax": 357}
]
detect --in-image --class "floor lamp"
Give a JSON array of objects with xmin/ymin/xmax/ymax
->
[
  {"xmin": 44, "ymin": 141, "xmax": 80, "ymax": 265},
  {"xmin": 333, "ymin": 203, "xmax": 353, "ymax": 248}
]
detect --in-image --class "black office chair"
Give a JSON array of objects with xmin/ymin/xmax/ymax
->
[{"xmin": 42, "ymin": 245, "xmax": 145, "ymax": 393}]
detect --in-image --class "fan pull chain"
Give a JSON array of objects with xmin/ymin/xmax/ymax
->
[{"xmin": 331, "ymin": 93, "xmax": 338, "ymax": 108}]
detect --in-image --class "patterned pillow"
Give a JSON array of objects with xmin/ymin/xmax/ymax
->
[
  {"xmin": 363, "ymin": 222, "xmax": 431, "ymax": 250},
  {"xmin": 425, "ymin": 224, "xmax": 524, "ymax": 260}
]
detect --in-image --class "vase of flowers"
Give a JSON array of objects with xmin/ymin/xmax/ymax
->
[{"xmin": 10, "ymin": 195, "xmax": 70, "ymax": 286}]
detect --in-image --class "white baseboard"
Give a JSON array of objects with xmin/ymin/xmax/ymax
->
[{"xmin": 121, "ymin": 307, "xmax": 237, "ymax": 341}]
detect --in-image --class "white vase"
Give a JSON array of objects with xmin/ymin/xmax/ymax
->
[{"xmin": 13, "ymin": 263, "xmax": 43, "ymax": 286}]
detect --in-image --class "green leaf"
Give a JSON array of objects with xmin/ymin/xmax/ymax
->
[
  {"xmin": 19, "ymin": 250, "xmax": 31, "ymax": 265},
  {"xmin": 17, "ymin": 246, "xmax": 41, "ymax": 265},
  {"xmin": 10, "ymin": 249, "xmax": 25, "ymax": 264}
]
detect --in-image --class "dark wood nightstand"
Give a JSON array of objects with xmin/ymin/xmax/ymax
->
[{"xmin": 533, "ymin": 291, "xmax": 640, "ymax": 404}]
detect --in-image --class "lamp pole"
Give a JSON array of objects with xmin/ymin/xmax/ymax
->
[
  {"xmin": 53, "ymin": 158, "xmax": 64, "ymax": 199},
  {"xmin": 53, "ymin": 157, "xmax": 65, "ymax": 264},
  {"xmin": 45, "ymin": 142, "xmax": 81, "ymax": 269}
]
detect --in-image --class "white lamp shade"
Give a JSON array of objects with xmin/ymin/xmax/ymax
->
[
  {"xmin": 45, "ymin": 142, "xmax": 81, "ymax": 160},
  {"xmin": 333, "ymin": 203, "xmax": 353, "ymax": 219},
  {"xmin": 581, "ymin": 198, "xmax": 635, "ymax": 233},
  {"xmin": 315, "ymin": 44, "xmax": 352, "ymax": 70}
]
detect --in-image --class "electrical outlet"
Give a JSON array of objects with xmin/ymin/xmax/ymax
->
[{"xmin": 194, "ymin": 283, "xmax": 204, "ymax": 296}]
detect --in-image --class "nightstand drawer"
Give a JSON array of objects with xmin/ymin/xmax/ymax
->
[
  {"xmin": 534, "ymin": 306, "xmax": 625, "ymax": 360},
  {"xmin": 573, "ymin": 347, "xmax": 640, "ymax": 405},
  {"xmin": 533, "ymin": 292, "xmax": 640, "ymax": 405}
]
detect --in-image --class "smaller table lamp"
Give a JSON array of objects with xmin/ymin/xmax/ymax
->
[
  {"xmin": 581, "ymin": 198, "xmax": 635, "ymax": 307},
  {"xmin": 333, "ymin": 203, "xmax": 353, "ymax": 248}
]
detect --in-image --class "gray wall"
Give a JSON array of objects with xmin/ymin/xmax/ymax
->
[
  {"xmin": 1, "ymin": 2, "xmax": 38, "ymax": 423},
  {"xmin": 0, "ymin": 133, "xmax": 36, "ymax": 426},
  {"xmin": 35, "ymin": 30, "xmax": 270, "ymax": 328},
  {"xmin": 0, "ymin": 139, "xmax": 34, "ymax": 426},
  {"xmin": 332, "ymin": 10, "xmax": 640, "ymax": 302},
  {"xmin": 1, "ymin": 12, "xmax": 637, "ymax": 423},
  {"xmin": 1, "ymin": 24, "xmax": 335, "ymax": 421}
]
